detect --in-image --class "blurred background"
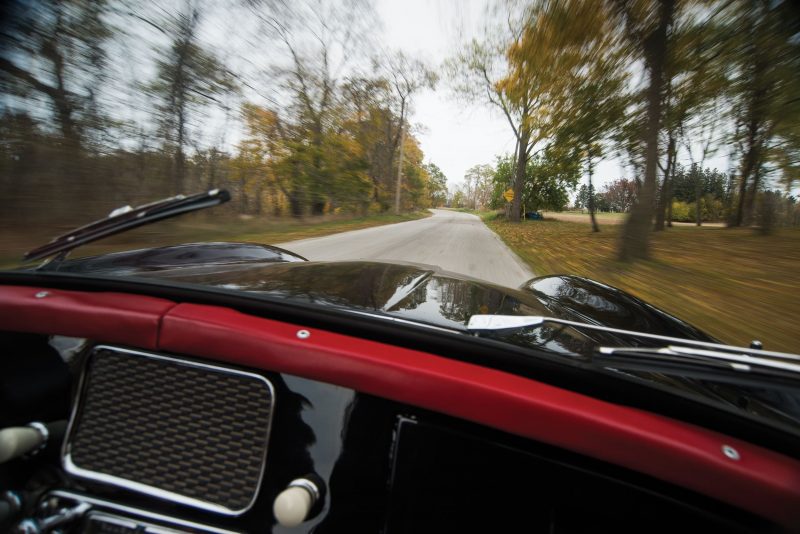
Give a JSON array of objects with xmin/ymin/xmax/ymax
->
[{"xmin": 1, "ymin": 0, "xmax": 798, "ymax": 350}]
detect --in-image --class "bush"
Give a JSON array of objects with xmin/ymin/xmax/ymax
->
[
  {"xmin": 671, "ymin": 198, "xmax": 725, "ymax": 223},
  {"xmin": 671, "ymin": 201, "xmax": 692, "ymax": 222}
]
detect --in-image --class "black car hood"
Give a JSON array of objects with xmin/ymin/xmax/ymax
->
[
  {"xmin": 133, "ymin": 260, "xmax": 555, "ymax": 332},
  {"xmin": 47, "ymin": 242, "xmax": 306, "ymax": 275},
  {"xmin": 51, "ymin": 246, "xmax": 712, "ymax": 355}
]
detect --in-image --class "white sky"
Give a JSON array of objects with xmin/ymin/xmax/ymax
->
[{"xmin": 373, "ymin": 0, "xmax": 731, "ymax": 191}]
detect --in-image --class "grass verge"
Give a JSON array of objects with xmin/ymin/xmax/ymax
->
[
  {"xmin": 1, "ymin": 211, "xmax": 432, "ymax": 268},
  {"xmin": 485, "ymin": 217, "xmax": 800, "ymax": 354}
]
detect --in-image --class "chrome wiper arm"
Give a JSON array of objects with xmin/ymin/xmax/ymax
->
[
  {"xmin": 594, "ymin": 347, "xmax": 800, "ymax": 392},
  {"xmin": 23, "ymin": 189, "xmax": 230, "ymax": 262},
  {"xmin": 467, "ymin": 315, "xmax": 800, "ymax": 363},
  {"xmin": 597, "ymin": 346, "xmax": 800, "ymax": 375}
]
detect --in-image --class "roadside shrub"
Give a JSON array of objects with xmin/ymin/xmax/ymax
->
[
  {"xmin": 671, "ymin": 198, "xmax": 725, "ymax": 223},
  {"xmin": 701, "ymin": 197, "xmax": 725, "ymax": 221},
  {"xmin": 671, "ymin": 201, "xmax": 692, "ymax": 222}
]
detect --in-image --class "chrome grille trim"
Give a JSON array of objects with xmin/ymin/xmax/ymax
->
[{"xmin": 62, "ymin": 345, "xmax": 275, "ymax": 516}]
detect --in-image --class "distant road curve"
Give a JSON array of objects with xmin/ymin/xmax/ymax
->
[{"xmin": 277, "ymin": 209, "xmax": 534, "ymax": 288}]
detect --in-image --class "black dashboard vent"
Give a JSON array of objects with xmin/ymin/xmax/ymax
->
[{"xmin": 63, "ymin": 346, "xmax": 274, "ymax": 515}]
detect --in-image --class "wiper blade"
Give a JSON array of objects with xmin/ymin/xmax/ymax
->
[
  {"xmin": 599, "ymin": 345, "xmax": 800, "ymax": 374},
  {"xmin": 467, "ymin": 314, "xmax": 800, "ymax": 363},
  {"xmin": 595, "ymin": 346, "xmax": 800, "ymax": 392},
  {"xmin": 23, "ymin": 189, "xmax": 231, "ymax": 262}
]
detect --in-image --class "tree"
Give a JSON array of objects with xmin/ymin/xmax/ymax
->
[
  {"xmin": 602, "ymin": 178, "xmax": 638, "ymax": 212},
  {"xmin": 491, "ymin": 149, "xmax": 580, "ymax": 213},
  {"xmin": 447, "ymin": 33, "xmax": 530, "ymax": 222},
  {"xmin": 726, "ymin": 0, "xmax": 800, "ymax": 227},
  {"xmin": 463, "ymin": 164, "xmax": 494, "ymax": 209},
  {"xmin": 501, "ymin": 0, "xmax": 615, "ymax": 222},
  {"xmin": 424, "ymin": 163, "xmax": 448, "ymax": 207},
  {"xmin": 655, "ymin": 9, "xmax": 728, "ymax": 231},
  {"xmin": 147, "ymin": 4, "xmax": 236, "ymax": 194},
  {"xmin": 614, "ymin": 0, "xmax": 676, "ymax": 261},
  {"xmin": 0, "ymin": 0, "xmax": 110, "ymax": 151},
  {"xmin": 521, "ymin": 0, "xmax": 629, "ymax": 232},
  {"xmin": 246, "ymin": 0, "xmax": 437, "ymax": 216},
  {"xmin": 384, "ymin": 52, "xmax": 438, "ymax": 214}
]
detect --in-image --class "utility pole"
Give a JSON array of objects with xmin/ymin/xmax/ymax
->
[{"xmin": 394, "ymin": 124, "xmax": 405, "ymax": 215}]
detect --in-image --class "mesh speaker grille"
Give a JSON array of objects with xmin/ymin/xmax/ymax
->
[{"xmin": 64, "ymin": 347, "xmax": 273, "ymax": 514}]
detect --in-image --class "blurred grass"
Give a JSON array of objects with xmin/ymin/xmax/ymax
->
[
  {"xmin": 0, "ymin": 211, "xmax": 432, "ymax": 268},
  {"xmin": 485, "ymin": 217, "xmax": 800, "ymax": 354},
  {"xmin": 546, "ymin": 210, "xmax": 628, "ymax": 220}
]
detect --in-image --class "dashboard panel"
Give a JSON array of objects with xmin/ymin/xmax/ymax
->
[{"xmin": 0, "ymin": 283, "xmax": 797, "ymax": 532}]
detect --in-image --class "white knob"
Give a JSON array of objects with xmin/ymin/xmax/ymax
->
[
  {"xmin": 273, "ymin": 485, "xmax": 313, "ymax": 527},
  {"xmin": 0, "ymin": 425, "xmax": 46, "ymax": 463}
]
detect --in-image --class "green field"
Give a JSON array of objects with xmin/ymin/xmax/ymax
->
[{"xmin": 485, "ymin": 216, "xmax": 800, "ymax": 354}]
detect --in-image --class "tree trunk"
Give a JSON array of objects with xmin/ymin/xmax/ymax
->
[
  {"xmin": 239, "ymin": 175, "xmax": 248, "ymax": 213},
  {"xmin": 619, "ymin": 0, "xmax": 674, "ymax": 261},
  {"xmin": 510, "ymin": 131, "xmax": 530, "ymax": 223},
  {"xmin": 254, "ymin": 180, "xmax": 263, "ymax": 215},
  {"xmin": 744, "ymin": 163, "xmax": 762, "ymax": 225},
  {"xmin": 732, "ymin": 48, "xmax": 767, "ymax": 227},
  {"xmin": 206, "ymin": 154, "xmax": 216, "ymax": 190},
  {"xmin": 587, "ymin": 148, "xmax": 599, "ymax": 233},
  {"xmin": 289, "ymin": 193, "xmax": 303, "ymax": 218},
  {"xmin": 733, "ymin": 115, "xmax": 761, "ymax": 227},
  {"xmin": 654, "ymin": 135, "xmax": 675, "ymax": 231},
  {"xmin": 174, "ymin": 96, "xmax": 186, "ymax": 195},
  {"xmin": 666, "ymin": 148, "xmax": 676, "ymax": 227},
  {"xmin": 695, "ymin": 167, "xmax": 703, "ymax": 226},
  {"xmin": 394, "ymin": 124, "xmax": 405, "ymax": 215}
]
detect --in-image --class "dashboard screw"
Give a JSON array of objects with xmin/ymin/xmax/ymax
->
[
  {"xmin": 296, "ymin": 329, "xmax": 311, "ymax": 340},
  {"xmin": 722, "ymin": 444, "xmax": 740, "ymax": 461},
  {"xmin": 35, "ymin": 291, "xmax": 49, "ymax": 298}
]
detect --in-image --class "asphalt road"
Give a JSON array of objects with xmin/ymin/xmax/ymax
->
[{"xmin": 277, "ymin": 209, "xmax": 534, "ymax": 288}]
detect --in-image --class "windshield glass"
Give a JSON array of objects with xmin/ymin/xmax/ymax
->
[{"xmin": 2, "ymin": 1, "xmax": 799, "ymax": 431}]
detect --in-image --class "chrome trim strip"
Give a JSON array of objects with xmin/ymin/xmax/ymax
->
[
  {"xmin": 46, "ymin": 490, "xmax": 241, "ymax": 534},
  {"xmin": 61, "ymin": 345, "xmax": 275, "ymax": 517},
  {"xmin": 343, "ymin": 309, "xmax": 463, "ymax": 334},
  {"xmin": 88, "ymin": 511, "xmax": 194, "ymax": 534}
]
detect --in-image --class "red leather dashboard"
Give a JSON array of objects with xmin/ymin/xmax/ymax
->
[{"xmin": 2, "ymin": 284, "xmax": 799, "ymax": 527}]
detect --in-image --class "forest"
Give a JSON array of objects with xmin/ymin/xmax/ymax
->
[{"xmin": 0, "ymin": 0, "xmax": 447, "ymax": 232}]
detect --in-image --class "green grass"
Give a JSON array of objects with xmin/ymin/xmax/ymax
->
[
  {"xmin": 0, "ymin": 211, "xmax": 432, "ymax": 268},
  {"xmin": 486, "ymin": 217, "xmax": 800, "ymax": 354}
]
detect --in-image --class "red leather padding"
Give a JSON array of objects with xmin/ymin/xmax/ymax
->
[
  {"xmin": 161, "ymin": 303, "xmax": 800, "ymax": 528},
  {"xmin": 0, "ymin": 285, "xmax": 175, "ymax": 349}
]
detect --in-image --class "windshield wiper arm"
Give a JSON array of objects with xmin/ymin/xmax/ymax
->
[
  {"xmin": 23, "ymin": 189, "xmax": 230, "ymax": 262},
  {"xmin": 594, "ymin": 346, "xmax": 800, "ymax": 392},
  {"xmin": 467, "ymin": 315, "xmax": 800, "ymax": 363}
]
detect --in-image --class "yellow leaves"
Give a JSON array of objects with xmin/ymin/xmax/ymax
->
[{"xmin": 242, "ymin": 102, "xmax": 280, "ymax": 138}]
